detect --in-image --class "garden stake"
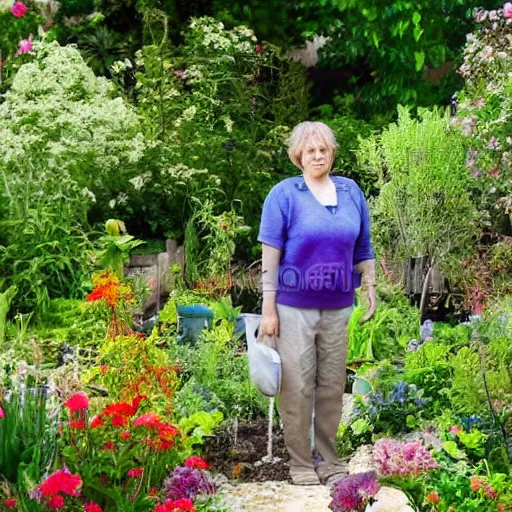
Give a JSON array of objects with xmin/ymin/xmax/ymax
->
[{"xmin": 267, "ymin": 397, "xmax": 275, "ymax": 460}]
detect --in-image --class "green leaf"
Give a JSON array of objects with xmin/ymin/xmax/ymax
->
[
  {"xmin": 413, "ymin": 27, "xmax": 424, "ymax": 42},
  {"xmin": 414, "ymin": 51, "xmax": 425, "ymax": 71},
  {"xmin": 442, "ymin": 440, "xmax": 467, "ymax": 459},
  {"xmin": 372, "ymin": 32, "xmax": 380, "ymax": 49},
  {"xmin": 412, "ymin": 11, "xmax": 421, "ymax": 25}
]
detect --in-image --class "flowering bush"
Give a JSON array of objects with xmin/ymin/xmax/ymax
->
[
  {"xmin": 329, "ymin": 472, "xmax": 380, "ymax": 512},
  {"xmin": 59, "ymin": 391, "xmax": 186, "ymax": 509},
  {"xmin": 456, "ymin": 4, "xmax": 512, "ymax": 238},
  {"xmin": 373, "ymin": 438, "xmax": 438, "ymax": 477}
]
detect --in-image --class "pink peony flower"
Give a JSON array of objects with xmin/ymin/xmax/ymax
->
[
  {"xmin": 11, "ymin": 2, "xmax": 28, "ymax": 18},
  {"xmin": 17, "ymin": 35, "xmax": 33, "ymax": 55},
  {"xmin": 504, "ymin": 2, "xmax": 512, "ymax": 18}
]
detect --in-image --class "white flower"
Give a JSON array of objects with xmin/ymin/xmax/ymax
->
[
  {"xmin": 109, "ymin": 199, "xmax": 116, "ymax": 209},
  {"xmin": 81, "ymin": 187, "xmax": 96, "ymax": 202}
]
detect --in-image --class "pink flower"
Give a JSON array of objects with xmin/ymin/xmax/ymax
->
[
  {"xmin": 11, "ymin": 2, "xmax": 28, "ymax": 18},
  {"xmin": 128, "ymin": 468, "xmax": 144, "ymax": 478},
  {"xmin": 255, "ymin": 45, "xmax": 263, "ymax": 53},
  {"xmin": 64, "ymin": 392, "xmax": 89, "ymax": 412},
  {"xmin": 84, "ymin": 503, "xmax": 103, "ymax": 512},
  {"xmin": 3, "ymin": 498, "xmax": 17, "ymax": 508},
  {"xmin": 133, "ymin": 412, "xmax": 161, "ymax": 428},
  {"xmin": 504, "ymin": 2, "xmax": 512, "ymax": 18},
  {"xmin": 148, "ymin": 279, "xmax": 155, "ymax": 289},
  {"xmin": 448, "ymin": 425, "xmax": 462, "ymax": 436},
  {"xmin": 373, "ymin": 438, "xmax": 438, "ymax": 477},
  {"xmin": 17, "ymin": 35, "xmax": 33, "ymax": 55},
  {"xmin": 0, "ymin": 405, "xmax": 4, "ymax": 418},
  {"xmin": 184, "ymin": 456, "xmax": 209, "ymax": 470}
]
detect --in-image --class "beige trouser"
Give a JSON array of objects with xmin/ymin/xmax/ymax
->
[{"xmin": 275, "ymin": 303, "xmax": 352, "ymax": 471}]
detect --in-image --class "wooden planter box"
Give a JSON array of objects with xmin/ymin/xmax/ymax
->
[{"xmin": 124, "ymin": 239, "xmax": 184, "ymax": 315}]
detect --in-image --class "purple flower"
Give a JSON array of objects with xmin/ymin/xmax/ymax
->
[
  {"xmin": 329, "ymin": 472, "xmax": 380, "ymax": 512},
  {"xmin": 504, "ymin": 2, "xmax": 512, "ymax": 18},
  {"xmin": 487, "ymin": 136, "xmax": 501, "ymax": 149},
  {"xmin": 373, "ymin": 438, "xmax": 438, "ymax": 477},
  {"xmin": 163, "ymin": 466, "xmax": 216, "ymax": 501}
]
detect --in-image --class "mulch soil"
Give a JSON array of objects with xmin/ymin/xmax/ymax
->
[{"xmin": 203, "ymin": 417, "xmax": 291, "ymax": 483}]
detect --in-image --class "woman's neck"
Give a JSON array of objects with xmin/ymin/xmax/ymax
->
[{"xmin": 303, "ymin": 173, "xmax": 332, "ymax": 189}]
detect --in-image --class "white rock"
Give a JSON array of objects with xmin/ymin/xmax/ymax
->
[
  {"xmin": 365, "ymin": 486, "xmax": 415, "ymax": 512},
  {"xmin": 348, "ymin": 444, "xmax": 376, "ymax": 474}
]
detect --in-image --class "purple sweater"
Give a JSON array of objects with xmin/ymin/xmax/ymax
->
[{"xmin": 258, "ymin": 176, "xmax": 374, "ymax": 309}]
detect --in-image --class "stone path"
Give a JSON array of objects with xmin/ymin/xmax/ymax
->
[{"xmin": 221, "ymin": 481, "xmax": 332, "ymax": 511}]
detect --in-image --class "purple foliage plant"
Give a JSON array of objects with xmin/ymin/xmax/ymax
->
[{"xmin": 163, "ymin": 466, "xmax": 217, "ymax": 501}]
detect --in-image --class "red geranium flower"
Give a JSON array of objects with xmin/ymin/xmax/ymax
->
[
  {"xmin": 3, "ymin": 498, "xmax": 17, "ymax": 508},
  {"xmin": 90, "ymin": 415, "xmax": 104, "ymax": 428},
  {"xmin": 101, "ymin": 441, "xmax": 116, "ymax": 451},
  {"xmin": 164, "ymin": 498, "xmax": 196, "ymax": 512},
  {"xmin": 70, "ymin": 420, "xmax": 86, "ymax": 430},
  {"xmin": 64, "ymin": 392, "xmax": 89, "ymax": 412},
  {"xmin": 46, "ymin": 495, "xmax": 65, "ymax": 509},
  {"xmin": 184, "ymin": 456, "xmax": 209, "ymax": 470},
  {"xmin": 38, "ymin": 469, "xmax": 82, "ymax": 498},
  {"xmin": 120, "ymin": 430, "xmax": 131, "ymax": 440},
  {"xmin": 128, "ymin": 468, "xmax": 144, "ymax": 478},
  {"xmin": 133, "ymin": 412, "xmax": 161, "ymax": 428},
  {"xmin": 84, "ymin": 502, "xmax": 103, "ymax": 512}
]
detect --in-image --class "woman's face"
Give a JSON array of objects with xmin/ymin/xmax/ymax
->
[{"xmin": 301, "ymin": 136, "xmax": 332, "ymax": 179}]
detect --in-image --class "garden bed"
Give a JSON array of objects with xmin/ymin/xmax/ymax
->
[{"xmin": 204, "ymin": 417, "xmax": 290, "ymax": 483}]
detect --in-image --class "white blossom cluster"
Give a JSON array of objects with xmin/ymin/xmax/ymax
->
[
  {"xmin": 188, "ymin": 16, "xmax": 258, "ymax": 54},
  {"xmin": 0, "ymin": 42, "xmax": 145, "ymax": 201}
]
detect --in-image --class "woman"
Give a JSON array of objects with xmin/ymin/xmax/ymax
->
[{"xmin": 258, "ymin": 121, "xmax": 376, "ymax": 485}]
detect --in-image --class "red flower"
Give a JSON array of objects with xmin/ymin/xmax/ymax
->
[
  {"xmin": 101, "ymin": 441, "xmax": 116, "ymax": 451},
  {"xmin": 70, "ymin": 420, "xmax": 86, "ymax": 430},
  {"xmin": 3, "ymin": 498, "xmax": 17, "ymax": 508},
  {"xmin": 101, "ymin": 365, "xmax": 108, "ymax": 376},
  {"xmin": 64, "ymin": 392, "xmax": 89, "ymax": 412},
  {"xmin": 111, "ymin": 414, "xmax": 129, "ymax": 428},
  {"xmin": 133, "ymin": 412, "xmax": 161, "ymax": 427},
  {"xmin": 38, "ymin": 469, "xmax": 82, "ymax": 498},
  {"xmin": 255, "ymin": 45, "xmax": 263, "ymax": 53},
  {"xmin": 84, "ymin": 502, "xmax": 103, "ymax": 512},
  {"xmin": 128, "ymin": 468, "xmax": 144, "ymax": 478},
  {"xmin": 152, "ymin": 506, "xmax": 169, "ymax": 512},
  {"xmin": 164, "ymin": 498, "xmax": 196, "ymax": 511},
  {"xmin": 184, "ymin": 456, "xmax": 209, "ymax": 470},
  {"xmin": 11, "ymin": 2, "xmax": 28, "ymax": 18},
  {"xmin": 46, "ymin": 495, "xmax": 65, "ymax": 509},
  {"xmin": 120, "ymin": 430, "xmax": 131, "ymax": 440},
  {"xmin": 90, "ymin": 416, "xmax": 104, "ymax": 429},
  {"xmin": 425, "ymin": 491, "xmax": 440, "ymax": 504}
]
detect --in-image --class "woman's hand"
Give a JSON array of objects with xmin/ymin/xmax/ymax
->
[{"xmin": 260, "ymin": 309, "xmax": 280, "ymax": 338}]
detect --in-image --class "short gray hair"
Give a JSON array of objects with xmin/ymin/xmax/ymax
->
[{"xmin": 287, "ymin": 121, "xmax": 338, "ymax": 170}]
